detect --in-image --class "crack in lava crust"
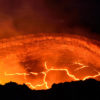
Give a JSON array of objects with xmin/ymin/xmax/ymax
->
[{"xmin": 0, "ymin": 34, "xmax": 100, "ymax": 90}]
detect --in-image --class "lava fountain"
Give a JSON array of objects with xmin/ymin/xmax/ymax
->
[{"xmin": 0, "ymin": 34, "xmax": 100, "ymax": 90}]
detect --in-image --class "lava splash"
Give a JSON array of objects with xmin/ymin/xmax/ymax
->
[{"xmin": 0, "ymin": 34, "xmax": 100, "ymax": 90}]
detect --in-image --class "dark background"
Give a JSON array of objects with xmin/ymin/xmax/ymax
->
[{"xmin": 0, "ymin": 0, "xmax": 99, "ymax": 38}]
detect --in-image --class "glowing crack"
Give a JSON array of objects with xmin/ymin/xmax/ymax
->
[
  {"xmin": 4, "ymin": 61, "xmax": 100, "ymax": 89},
  {"xmin": 0, "ymin": 34, "xmax": 100, "ymax": 90}
]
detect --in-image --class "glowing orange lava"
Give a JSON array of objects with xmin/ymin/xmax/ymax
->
[{"xmin": 0, "ymin": 34, "xmax": 100, "ymax": 90}]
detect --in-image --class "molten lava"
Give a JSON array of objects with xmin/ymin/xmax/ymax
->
[{"xmin": 0, "ymin": 34, "xmax": 100, "ymax": 90}]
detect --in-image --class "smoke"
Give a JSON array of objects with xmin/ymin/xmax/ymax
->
[{"xmin": 0, "ymin": 0, "xmax": 99, "ymax": 39}]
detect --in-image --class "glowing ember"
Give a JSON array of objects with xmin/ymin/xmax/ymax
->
[{"xmin": 0, "ymin": 34, "xmax": 100, "ymax": 90}]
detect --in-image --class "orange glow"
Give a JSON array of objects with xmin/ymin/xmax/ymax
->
[{"xmin": 0, "ymin": 34, "xmax": 100, "ymax": 90}]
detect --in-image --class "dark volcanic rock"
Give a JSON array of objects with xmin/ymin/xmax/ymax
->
[{"xmin": 0, "ymin": 79, "xmax": 100, "ymax": 100}]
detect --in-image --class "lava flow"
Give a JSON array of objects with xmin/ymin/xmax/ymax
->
[{"xmin": 0, "ymin": 34, "xmax": 100, "ymax": 90}]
